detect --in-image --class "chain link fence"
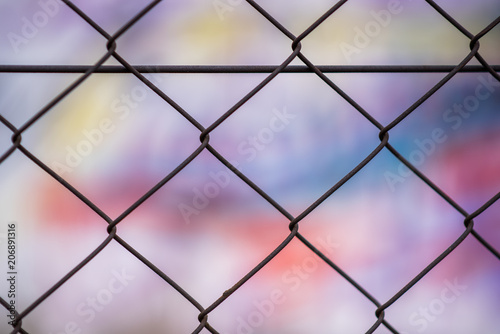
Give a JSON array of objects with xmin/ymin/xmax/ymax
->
[{"xmin": 0, "ymin": 0, "xmax": 499, "ymax": 333}]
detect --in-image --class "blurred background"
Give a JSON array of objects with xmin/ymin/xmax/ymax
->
[{"xmin": 0, "ymin": 0, "xmax": 499, "ymax": 333}]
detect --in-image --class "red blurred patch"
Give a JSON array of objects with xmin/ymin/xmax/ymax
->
[
  {"xmin": 36, "ymin": 177, "xmax": 103, "ymax": 229},
  {"xmin": 439, "ymin": 130, "xmax": 500, "ymax": 201}
]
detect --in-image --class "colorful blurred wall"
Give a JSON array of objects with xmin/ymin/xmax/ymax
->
[{"xmin": 0, "ymin": 0, "xmax": 499, "ymax": 333}]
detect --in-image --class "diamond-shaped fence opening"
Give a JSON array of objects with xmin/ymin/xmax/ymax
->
[{"xmin": 0, "ymin": 0, "xmax": 499, "ymax": 333}]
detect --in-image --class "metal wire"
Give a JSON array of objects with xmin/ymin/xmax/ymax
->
[{"xmin": 1, "ymin": 0, "xmax": 499, "ymax": 333}]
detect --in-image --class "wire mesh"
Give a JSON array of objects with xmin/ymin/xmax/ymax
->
[{"xmin": 0, "ymin": 0, "xmax": 499, "ymax": 333}]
